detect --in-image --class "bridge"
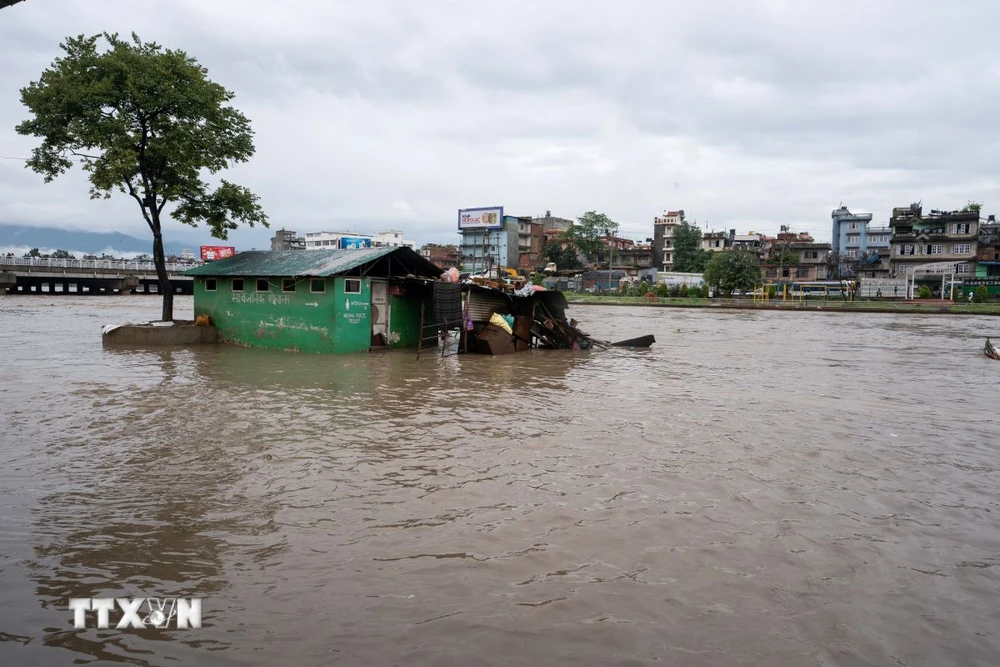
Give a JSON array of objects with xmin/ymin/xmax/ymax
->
[{"xmin": 0, "ymin": 256, "xmax": 199, "ymax": 295}]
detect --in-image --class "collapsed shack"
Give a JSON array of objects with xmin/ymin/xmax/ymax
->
[{"xmin": 418, "ymin": 282, "xmax": 612, "ymax": 357}]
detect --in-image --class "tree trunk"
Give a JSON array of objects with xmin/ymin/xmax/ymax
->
[{"xmin": 151, "ymin": 222, "xmax": 173, "ymax": 322}]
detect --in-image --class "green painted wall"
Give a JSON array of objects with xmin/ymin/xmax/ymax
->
[
  {"xmin": 387, "ymin": 293, "xmax": 427, "ymax": 348},
  {"xmin": 193, "ymin": 276, "xmax": 372, "ymax": 353},
  {"xmin": 331, "ymin": 276, "xmax": 371, "ymax": 352}
]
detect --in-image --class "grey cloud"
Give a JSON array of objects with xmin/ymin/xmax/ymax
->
[{"xmin": 1, "ymin": 0, "xmax": 998, "ymax": 248}]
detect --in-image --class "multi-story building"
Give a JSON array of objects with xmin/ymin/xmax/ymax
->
[
  {"xmin": 653, "ymin": 209, "xmax": 684, "ymax": 271},
  {"xmin": 889, "ymin": 204, "xmax": 979, "ymax": 279},
  {"xmin": 419, "ymin": 243, "xmax": 460, "ymax": 270},
  {"xmin": 517, "ymin": 219, "xmax": 545, "ymax": 271},
  {"xmin": 762, "ymin": 230, "xmax": 831, "ymax": 282},
  {"xmin": 701, "ymin": 231, "xmax": 727, "ymax": 253},
  {"xmin": 831, "ymin": 206, "xmax": 873, "ymax": 256},
  {"xmin": 603, "ymin": 239, "xmax": 653, "ymax": 279},
  {"xmin": 532, "ymin": 210, "xmax": 574, "ymax": 235},
  {"xmin": 304, "ymin": 231, "xmax": 371, "ymax": 249},
  {"xmin": 458, "ymin": 214, "xmax": 520, "ymax": 274},
  {"xmin": 976, "ymin": 216, "xmax": 1000, "ymax": 278},
  {"xmin": 729, "ymin": 230, "xmax": 764, "ymax": 253},
  {"xmin": 617, "ymin": 243, "xmax": 654, "ymax": 276},
  {"xmin": 303, "ymin": 230, "xmax": 414, "ymax": 250},
  {"xmin": 270, "ymin": 229, "xmax": 305, "ymax": 250},
  {"xmin": 373, "ymin": 230, "xmax": 415, "ymax": 248},
  {"xmin": 856, "ymin": 225, "xmax": 892, "ymax": 278},
  {"xmin": 830, "ymin": 205, "xmax": 891, "ymax": 277}
]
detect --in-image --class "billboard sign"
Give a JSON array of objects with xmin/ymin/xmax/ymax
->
[
  {"xmin": 339, "ymin": 236, "xmax": 372, "ymax": 250},
  {"xmin": 200, "ymin": 245, "xmax": 235, "ymax": 261},
  {"xmin": 458, "ymin": 206, "xmax": 504, "ymax": 230}
]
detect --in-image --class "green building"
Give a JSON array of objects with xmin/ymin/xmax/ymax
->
[{"xmin": 184, "ymin": 247, "xmax": 443, "ymax": 353}]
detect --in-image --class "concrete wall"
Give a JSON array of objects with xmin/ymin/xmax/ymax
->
[{"xmin": 103, "ymin": 324, "xmax": 219, "ymax": 346}]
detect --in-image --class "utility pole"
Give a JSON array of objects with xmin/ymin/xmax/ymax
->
[{"xmin": 605, "ymin": 228, "xmax": 612, "ymax": 293}]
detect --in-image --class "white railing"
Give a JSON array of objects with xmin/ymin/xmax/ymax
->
[{"xmin": 0, "ymin": 256, "xmax": 201, "ymax": 273}]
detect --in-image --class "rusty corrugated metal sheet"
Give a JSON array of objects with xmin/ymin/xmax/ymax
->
[
  {"xmin": 184, "ymin": 247, "xmax": 441, "ymax": 278},
  {"xmin": 466, "ymin": 287, "xmax": 512, "ymax": 321}
]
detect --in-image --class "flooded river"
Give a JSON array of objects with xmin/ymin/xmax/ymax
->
[{"xmin": 1, "ymin": 295, "xmax": 999, "ymax": 666}]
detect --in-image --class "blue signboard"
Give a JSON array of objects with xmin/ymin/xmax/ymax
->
[{"xmin": 339, "ymin": 236, "xmax": 372, "ymax": 249}]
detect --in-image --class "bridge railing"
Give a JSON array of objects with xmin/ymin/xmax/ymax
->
[{"xmin": 0, "ymin": 257, "xmax": 201, "ymax": 273}]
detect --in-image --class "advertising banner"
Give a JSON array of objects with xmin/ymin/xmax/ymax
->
[
  {"xmin": 200, "ymin": 246, "xmax": 235, "ymax": 261},
  {"xmin": 339, "ymin": 237, "xmax": 372, "ymax": 249},
  {"xmin": 458, "ymin": 207, "xmax": 504, "ymax": 230}
]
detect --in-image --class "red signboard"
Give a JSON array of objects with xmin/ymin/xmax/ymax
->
[{"xmin": 200, "ymin": 245, "xmax": 235, "ymax": 261}]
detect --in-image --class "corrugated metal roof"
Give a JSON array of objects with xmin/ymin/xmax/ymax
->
[{"xmin": 184, "ymin": 247, "xmax": 442, "ymax": 278}]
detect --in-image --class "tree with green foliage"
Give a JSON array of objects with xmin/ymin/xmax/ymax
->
[
  {"xmin": 16, "ymin": 32, "xmax": 268, "ymax": 321},
  {"xmin": 564, "ymin": 210, "xmax": 619, "ymax": 264},
  {"xmin": 917, "ymin": 285, "xmax": 932, "ymax": 299},
  {"xmin": 702, "ymin": 250, "xmax": 762, "ymax": 296},
  {"xmin": 672, "ymin": 222, "xmax": 712, "ymax": 272},
  {"xmin": 542, "ymin": 242, "xmax": 582, "ymax": 271},
  {"xmin": 24, "ymin": 247, "xmax": 40, "ymax": 258},
  {"xmin": 974, "ymin": 286, "xmax": 989, "ymax": 303},
  {"xmin": 51, "ymin": 249, "xmax": 74, "ymax": 259},
  {"xmin": 963, "ymin": 201, "xmax": 983, "ymax": 213}
]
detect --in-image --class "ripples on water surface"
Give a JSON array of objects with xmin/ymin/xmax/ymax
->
[{"xmin": 1, "ymin": 296, "xmax": 999, "ymax": 666}]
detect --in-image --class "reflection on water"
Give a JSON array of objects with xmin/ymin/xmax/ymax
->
[{"xmin": 2, "ymin": 296, "xmax": 1000, "ymax": 666}]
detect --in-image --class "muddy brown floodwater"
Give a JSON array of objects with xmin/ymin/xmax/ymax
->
[{"xmin": 1, "ymin": 295, "xmax": 999, "ymax": 666}]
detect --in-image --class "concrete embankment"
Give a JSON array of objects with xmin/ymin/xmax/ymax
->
[{"xmin": 102, "ymin": 321, "xmax": 219, "ymax": 346}]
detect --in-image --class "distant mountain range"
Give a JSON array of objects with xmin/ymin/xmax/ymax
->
[{"xmin": 0, "ymin": 224, "xmax": 197, "ymax": 256}]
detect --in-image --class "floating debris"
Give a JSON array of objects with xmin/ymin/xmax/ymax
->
[{"xmin": 418, "ymin": 277, "xmax": 654, "ymax": 357}]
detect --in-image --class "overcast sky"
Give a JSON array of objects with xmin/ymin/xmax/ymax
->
[{"xmin": 1, "ymin": 0, "xmax": 998, "ymax": 249}]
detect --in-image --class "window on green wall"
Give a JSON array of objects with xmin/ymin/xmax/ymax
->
[
  {"xmin": 344, "ymin": 279, "xmax": 361, "ymax": 294},
  {"xmin": 310, "ymin": 279, "xmax": 326, "ymax": 293},
  {"xmin": 205, "ymin": 278, "xmax": 217, "ymax": 291},
  {"xmin": 256, "ymin": 279, "xmax": 269, "ymax": 292},
  {"xmin": 232, "ymin": 279, "xmax": 244, "ymax": 292},
  {"xmin": 282, "ymin": 279, "xmax": 296, "ymax": 292}
]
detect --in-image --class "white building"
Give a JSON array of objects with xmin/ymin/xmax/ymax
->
[
  {"xmin": 304, "ymin": 230, "xmax": 415, "ymax": 250},
  {"xmin": 373, "ymin": 230, "xmax": 415, "ymax": 248},
  {"xmin": 304, "ymin": 231, "xmax": 354, "ymax": 249}
]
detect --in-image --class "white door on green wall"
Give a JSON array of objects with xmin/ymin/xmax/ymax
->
[{"xmin": 371, "ymin": 280, "xmax": 388, "ymax": 345}]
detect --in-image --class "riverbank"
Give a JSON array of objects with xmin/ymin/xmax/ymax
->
[{"xmin": 564, "ymin": 294, "xmax": 1000, "ymax": 315}]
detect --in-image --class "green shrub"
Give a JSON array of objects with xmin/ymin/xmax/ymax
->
[
  {"xmin": 974, "ymin": 286, "xmax": 989, "ymax": 303},
  {"xmin": 917, "ymin": 285, "xmax": 932, "ymax": 299},
  {"xmin": 668, "ymin": 284, "xmax": 681, "ymax": 298},
  {"xmin": 679, "ymin": 284, "xmax": 689, "ymax": 297}
]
